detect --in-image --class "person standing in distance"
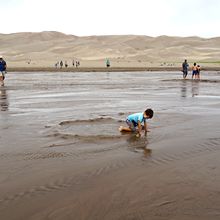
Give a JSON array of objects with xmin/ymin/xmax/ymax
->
[
  {"xmin": 182, "ymin": 59, "xmax": 189, "ymax": 79},
  {"xmin": 0, "ymin": 56, "xmax": 7, "ymax": 84}
]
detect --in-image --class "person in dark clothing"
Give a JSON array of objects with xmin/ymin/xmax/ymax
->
[
  {"xmin": 182, "ymin": 59, "xmax": 189, "ymax": 79},
  {"xmin": 60, "ymin": 60, "xmax": 63, "ymax": 69},
  {"xmin": 65, "ymin": 61, "xmax": 68, "ymax": 68},
  {"xmin": 0, "ymin": 56, "xmax": 7, "ymax": 83}
]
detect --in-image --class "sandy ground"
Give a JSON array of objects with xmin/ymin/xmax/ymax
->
[
  {"xmin": 1, "ymin": 32, "xmax": 220, "ymax": 68},
  {"xmin": 7, "ymin": 65, "xmax": 180, "ymax": 72},
  {"xmin": 0, "ymin": 71, "xmax": 220, "ymax": 220}
]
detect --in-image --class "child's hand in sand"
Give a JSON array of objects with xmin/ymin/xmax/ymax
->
[
  {"xmin": 144, "ymin": 130, "xmax": 150, "ymax": 136},
  {"xmin": 136, "ymin": 133, "xmax": 141, "ymax": 138}
]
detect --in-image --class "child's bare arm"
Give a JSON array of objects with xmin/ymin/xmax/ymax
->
[
  {"xmin": 144, "ymin": 120, "xmax": 147, "ymax": 132},
  {"xmin": 137, "ymin": 121, "xmax": 142, "ymax": 135},
  {"xmin": 136, "ymin": 122, "xmax": 142, "ymax": 137}
]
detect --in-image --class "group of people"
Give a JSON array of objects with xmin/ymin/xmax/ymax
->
[
  {"xmin": 55, "ymin": 60, "xmax": 80, "ymax": 69},
  {"xmin": 0, "ymin": 56, "xmax": 7, "ymax": 85},
  {"xmin": 182, "ymin": 59, "xmax": 201, "ymax": 79},
  {"xmin": 3, "ymin": 57, "xmax": 204, "ymax": 137},
  {"xmin": 0, "ymin": 55, "xmax": 154, "ymax": 138},
  {"xmin": 120, "ymin": 59, "xmax": 206, "ymax": 137}
]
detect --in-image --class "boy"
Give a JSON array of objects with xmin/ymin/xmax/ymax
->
[
  {"xmin": 192, "ymin": 62, "xmax": 197, "ymax": 79},
  {"xmin": 196, "ymin": 65, "xmax": 201, "ymax": 79},
  {"xmin": 119, "ymin": 109, "xmax": 154, "ymax": 137}
]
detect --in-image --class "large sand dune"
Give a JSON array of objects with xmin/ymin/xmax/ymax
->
[{"xmin": 0, "ymin": 31, "xmax": 220, "ymax": 67}]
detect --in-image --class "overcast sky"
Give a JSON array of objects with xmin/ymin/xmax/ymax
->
[{"xmin": 1, "ymin": 0, "xmax": 220, "ymax": 37}]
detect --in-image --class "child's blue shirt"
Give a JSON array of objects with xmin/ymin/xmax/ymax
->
[{"xmin": 127, "ymin": 112, "xmax": 145, "ymax": 126}]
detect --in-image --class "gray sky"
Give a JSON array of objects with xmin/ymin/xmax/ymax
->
[{"xmin": 1, "ymin": 0, "xmax": 220, "ymax": 37}]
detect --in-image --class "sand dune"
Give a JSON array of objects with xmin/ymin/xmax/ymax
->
[{"xmin": 0, "ymin": 31, "xmax": 220, "ymax": 67}]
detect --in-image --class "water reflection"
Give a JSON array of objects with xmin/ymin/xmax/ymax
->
[
  {"xmin": 180, "ymin": 80, "xmax": 200, "ymax": 98},
  {"xmin": 191, "ymin": 80, "xmax": 200, "ymax": 97},
  {"xmin": 181, "ymin": 80, "xmax": 187, "ymax": 97},
  {"xmin": 127, "ymin": 134, "xmax": 152, "ymax": 157},
  {"xmin": 0, "ymin": 85, "xmax": 8, "ymax": 111},
  {"xmin": 106, "ymin": 72, "xmax": 110, "ymax": 79}
]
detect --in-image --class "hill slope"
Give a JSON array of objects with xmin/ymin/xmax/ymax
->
[{"xmin": 0, "ymin": 31, "xmax": 220, "ymax": 67}]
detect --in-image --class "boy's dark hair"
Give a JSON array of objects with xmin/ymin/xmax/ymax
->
[{"xmin": 145, "ymin": 109, "xmax": 154, "ymax": 118}]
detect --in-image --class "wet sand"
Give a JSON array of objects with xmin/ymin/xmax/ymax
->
[
  {"xmin": 0, "ymin": 71, "xmax": 220, "ymax": 220},
  {"xmin": 7, "ymin": 66, "xmax": 220, "ymax": 72}
]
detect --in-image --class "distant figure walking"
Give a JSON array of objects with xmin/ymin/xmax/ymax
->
[
  {"xmin": 72, "ymin": 60, "xmax": 75, "ymax": 67},
  {"xmin": 106, "ymin": 58, "xmax": 110, "ymax": 68},
  {"xmin": 60, "ymin": 60, "xmax": 63, "ymax": 69},
  {"xmin": 76, "ymin": 61, "xmax": 80, "ymax": 68},
  {"xmin": 0, "ymin": 56, "xmax": 7, "ymax": 85},
  {"xmin": 182, "ymin": 59, "xmax": 189, "ymax": 79},
  {"xmin": 55, "ymin": 61, "xmax": 59, "ymax": 68},
  {"xmin": 65, "ymin": 61, "xmax": 68, "ymax": 68}
]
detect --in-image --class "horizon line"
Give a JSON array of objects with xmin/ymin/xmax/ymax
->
[{"xmin": 0, "ymin": 31, "xmax": 219, "ymax": 39}]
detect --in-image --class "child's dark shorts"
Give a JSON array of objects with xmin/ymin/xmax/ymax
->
[
  {"xmin": 126, "ymin": 119, "xmax": 136, "ymax": 132},
  {"xmin": 192, "ymin": 70, "xmax": 197, "ymax": 75}
]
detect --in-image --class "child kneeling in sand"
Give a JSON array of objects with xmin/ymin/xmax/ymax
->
[{"xmin": 119, "ymin": 109, "xmax": 154, "ymax": 137}]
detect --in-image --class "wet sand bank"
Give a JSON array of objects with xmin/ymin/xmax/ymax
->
[
  {"xmin": 0, "ymin": 71, "xmax": 220, "ymax": 220},
  {"xmin": 7, "ymin": 66, "xmax": 220, "ymax": 72}
]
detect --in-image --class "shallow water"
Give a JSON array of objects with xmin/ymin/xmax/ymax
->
[{"xmin": 0, "ymin": 71, "xmax": 220, "ymax": 220}]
